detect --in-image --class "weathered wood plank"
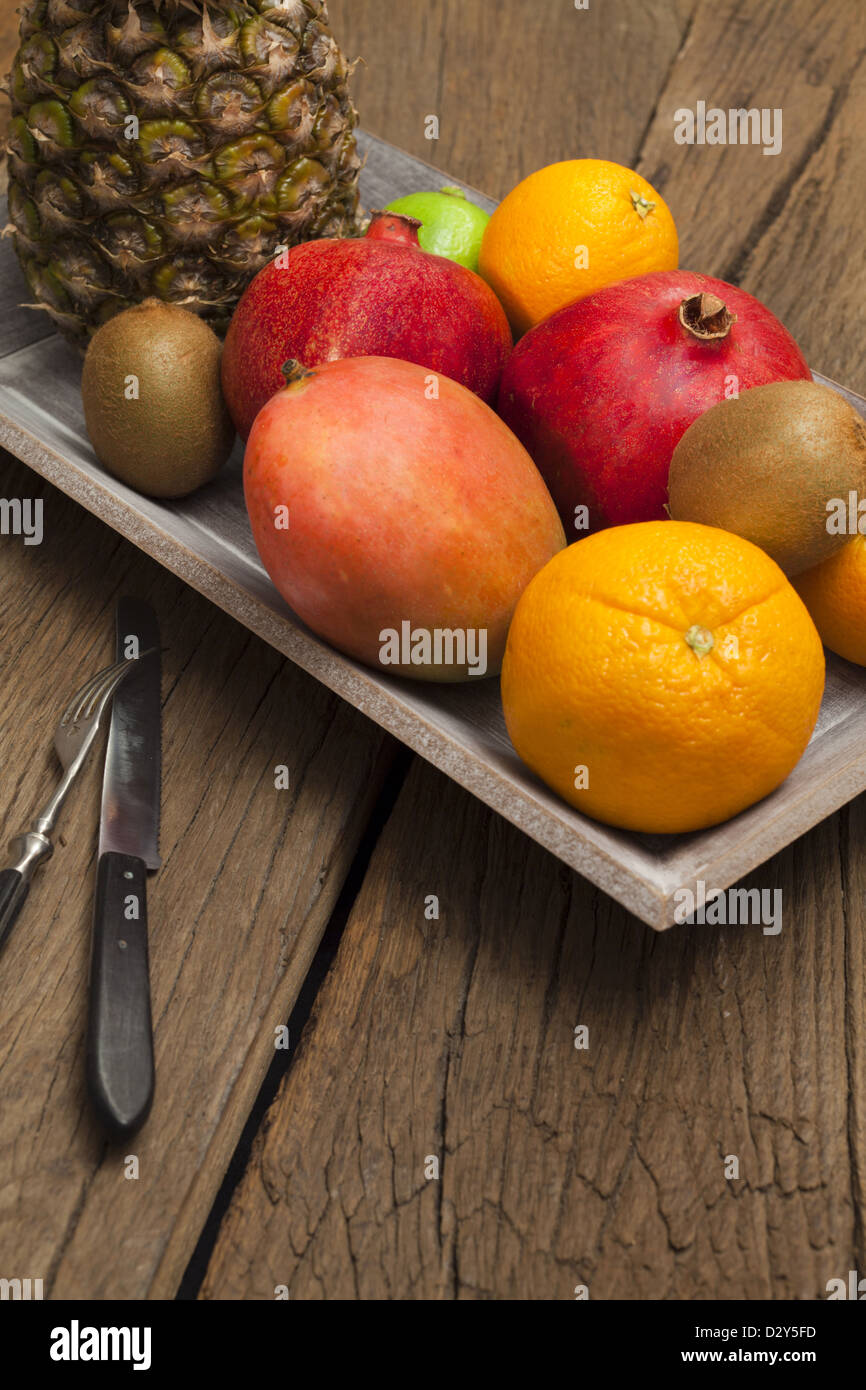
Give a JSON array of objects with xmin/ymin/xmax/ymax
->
[
  {"xmin": 330, "ymin": 0, "xmax": 698, "ymax": 198},
  {"xmin": 200, "ymin": 757, "xmax": 866, "ymax": 1299},
  {"xmin": 201, "ymin": 0, "xmax": 866, "ymax": 1301},
  {"xmin": 0, "ymin": 449, "xmax": 394, "ymax": 1299}
]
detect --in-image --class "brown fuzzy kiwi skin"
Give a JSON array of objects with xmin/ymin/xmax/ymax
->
[
  {"xmin": 82, "ymin": 300, "xmax": 236, "ymax": 500},
  {"xmin": 667, "ymin": 380, "xmax": 866, "ymax": 577}
]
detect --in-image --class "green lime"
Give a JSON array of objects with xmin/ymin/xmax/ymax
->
[{"xmin": 385, "ymin": 186, "xmax": 490, "ymax": 272}]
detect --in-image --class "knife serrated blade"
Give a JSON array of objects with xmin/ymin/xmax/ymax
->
[
  {"xmin": 98, "ymin": 598, "xmax": 161, "ymax": 869},
  {"xmin": 87, "ymin": 597, "xmax": 161, "ymax": 1138}
]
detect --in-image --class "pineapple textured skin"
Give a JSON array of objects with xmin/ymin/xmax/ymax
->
[{"xmin": 5, "ymin": 0, "xmax": 362, "ymax": 345}]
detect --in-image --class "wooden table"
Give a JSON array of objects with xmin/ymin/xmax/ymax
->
[{"xmin": 1, "ymin": 0, "xmax": 864, "ymax": 1301}]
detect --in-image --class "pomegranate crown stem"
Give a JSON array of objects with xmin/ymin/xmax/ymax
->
[
  {"xmin": 678, "ymin": 291, "xmax": 737, "ymax": 342},
  {"xmin": 365, "ymin": 210, "xmax": 423, "ymax": 246}
]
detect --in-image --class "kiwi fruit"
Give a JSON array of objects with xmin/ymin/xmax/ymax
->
[
  {"xmin": 82, "ymin": 299, "xmax": 235, "ymax": 499},
  {"xmin": 667, "ymin": 380, "xmax": 866, "ymax": 576}
]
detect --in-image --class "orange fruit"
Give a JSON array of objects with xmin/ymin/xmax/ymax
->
[
  {"xmin": 479, "ymin": 158, "xmax": 678, "ymax": 336},
  {"xmin": 793, "ymin": 536, "xmax": 866, "ymax": 666},
  {"xmin": 501, "ymin": 521, "xmax": 825, "ymax": 833}
]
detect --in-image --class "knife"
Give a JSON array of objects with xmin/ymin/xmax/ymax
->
[{"xmin": 86, "ymin": 598, "xmax": 161, "ymax": 1138}]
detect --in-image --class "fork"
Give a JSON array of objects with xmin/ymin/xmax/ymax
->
[{"xmin": 0, "ymin": 655, "xmax": 137, "ymax": 953}]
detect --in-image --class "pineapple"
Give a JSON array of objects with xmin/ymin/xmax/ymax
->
[{"xmin": 4, "ymin": 0, "xmax": 361, "ymax": 346}]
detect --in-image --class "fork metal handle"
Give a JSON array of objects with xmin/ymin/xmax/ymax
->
[
  {"xmin": 33, "ymin": 763, "xmax": 80, "ymax": 838},
  {"xmin": 0, "ymin": 832, "xmax": 53, "ymax": 953}
]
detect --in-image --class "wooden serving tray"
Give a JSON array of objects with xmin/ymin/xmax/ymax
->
[{"xmin": 1, "ymin": 130, "xmax": 865, "ymax": 931}]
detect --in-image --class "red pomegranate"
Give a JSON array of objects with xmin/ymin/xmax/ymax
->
[
  {"xmin": 497, "ymin": 270, "xmax": 811, "ymax": 533},
  {"xmin": 223, "ymin": 211, "xmax": 513, "ymax": 439}
]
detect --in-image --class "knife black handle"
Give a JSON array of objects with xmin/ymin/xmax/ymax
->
[
  {"xmin": 86, "ymin": 851, "xmax": 155, "ymax": 1138},
  {"xmin": 0, "ymin": 869, "xmax": 29, "ymax": 954}
]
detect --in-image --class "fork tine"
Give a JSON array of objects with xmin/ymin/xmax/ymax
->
[
  {"xmin": 59, "ymin": 659, "xmax": 124, "ymax": 725},
  {"xmin": 59, "ymin": 657, "xmax": 132, "ymax": 727},
  {"xmin": 61, "ymin": 647, "xmax": 159, "ymax": 727},
  {"xmin": 78, "ymin": 659, "xmax": 136, "ymax": 722},
  {"xmin": 61, "ymin": 670, "xmax": 111, "ymax": 724},
  {"xmin": 59, "ymin": 668, "xmax": 110, "ymax": 726}
]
